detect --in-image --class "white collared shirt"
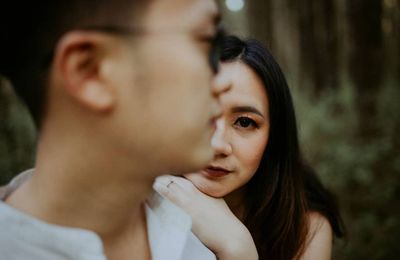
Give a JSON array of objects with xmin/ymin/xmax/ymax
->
[{"xmin": 0, "ymin": 170, "xmax": 216, "ymax": 260}]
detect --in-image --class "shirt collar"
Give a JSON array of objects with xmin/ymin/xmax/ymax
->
[
  {"xmin": 0, "ymin": 169, "xmax": 194, "ymax": 260},
  {"xmin": 146, "ymin": 191, "xmax": 192, "ymax": 260}
]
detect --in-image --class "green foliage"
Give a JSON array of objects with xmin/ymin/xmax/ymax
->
[
  {"xmin": 0, "ymin": 77, "xmax": 36, "ymax": 184},
  {"xmin": 291, "ymin": 78, "xmax": 400, "ymax": 259}
]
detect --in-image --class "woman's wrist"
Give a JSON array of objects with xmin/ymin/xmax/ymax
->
[{"xmin": 214, "ymin": 222, "xmax": 258, "ymax": 260}]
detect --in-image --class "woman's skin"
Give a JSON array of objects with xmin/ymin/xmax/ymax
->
[
  {"xmin": 154, "ymin": 61, "xmax": 333, "ymax": 260},
  {"xmin": 184, "ymin": 61, "xmax": 269, "ymax": 198}
]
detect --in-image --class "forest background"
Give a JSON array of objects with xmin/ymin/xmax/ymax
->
[{"xmin": 1, "ymin": 0, "xmax": 399, "ymax": 259}]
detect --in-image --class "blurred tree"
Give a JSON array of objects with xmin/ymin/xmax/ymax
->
[
  {"xmin": 247, "ymin": 0, "xmax": 273, "ymax": 45},
  {"xmin": 294, "ymin": 0, "xmax": 339, "ymax": 94},
  {"xmin": 347, "ymin": 0, "xmax": 384, "ymax": 137},
  {"xmin": 0, "ymin": 77, "xmax": 36, "ymax": 184},
  {"xmin": 246, "ymin": 0, "xmax": 342, "ymax": 94}
]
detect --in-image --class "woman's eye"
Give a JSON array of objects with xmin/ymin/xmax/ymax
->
[{"xmin": 234, "ymin": 117, "xmax": 258, "ymax": 129}]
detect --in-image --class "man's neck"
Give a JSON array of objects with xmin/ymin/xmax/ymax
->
[
  {"xmin": 102, "ymin": 205, "xmax": 151, "ymax": 260},
  {"xmin": 5, "ymin": 130, "xmax": 155, "ymax": 259}
]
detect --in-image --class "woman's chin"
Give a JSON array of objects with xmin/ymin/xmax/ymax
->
[
  {"xmin": 201, "ymin": 188, "xmax": 227, "ymax": 198},
  {"xmin": 184, "ymin": 173, "xmax": 228, "ymax": 198}
]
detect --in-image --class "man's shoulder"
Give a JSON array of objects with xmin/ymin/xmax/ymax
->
[
  {"xmin": 0, "ymin": 169, "xmax": 106, "ymax": 260},
  {"xmin": 0, "ymin": 199, "xmax": 105, "ymax": 260},
  {"xmin": 0, "ymin": 169, "xmax": 33, "ymax": 200}
]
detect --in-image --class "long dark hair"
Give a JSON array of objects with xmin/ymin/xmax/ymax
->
[{"xmin": 220, "ymin": 35, "xmax": 344, "ymax": 260}]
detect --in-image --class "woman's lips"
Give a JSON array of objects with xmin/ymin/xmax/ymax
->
[{"xmin": 203, "ymin": 166, "xmax": 232, "ymax": 178}]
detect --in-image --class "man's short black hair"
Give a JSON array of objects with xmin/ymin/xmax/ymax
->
[{"xmin": 0, "ymin": 0, "xmax": 149, "ymax": 127}]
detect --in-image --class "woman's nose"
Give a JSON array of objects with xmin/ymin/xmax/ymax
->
[{"xmin": 211, "ymin": 118, "xmax": 232, "ymax": 157}]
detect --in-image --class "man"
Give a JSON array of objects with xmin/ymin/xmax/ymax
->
[{"xmin": 0, "ymin": 0, "xmax": 227, "ymax": 259}]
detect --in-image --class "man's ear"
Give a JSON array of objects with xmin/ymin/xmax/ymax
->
[{"xmin": 52, "ymin": 31, "xmax": 117, "ymax": 112}]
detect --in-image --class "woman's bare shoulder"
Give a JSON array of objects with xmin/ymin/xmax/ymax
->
[{"xmin": 300, "ymin": 212, "xmax": 333, "ymax": 260}]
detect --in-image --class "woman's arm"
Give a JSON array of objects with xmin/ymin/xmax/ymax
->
[
  {"xmin": 300, "ymin": 212, "xmax": 333, "ymax": 260},
  {"xmin": 154, "ymin": 175, "xmax": 258, "ymax": 260}
]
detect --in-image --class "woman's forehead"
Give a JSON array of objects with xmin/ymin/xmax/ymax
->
[{"xmin": 220, "ymin": 62, "xmax": 268, "ymax": 114}]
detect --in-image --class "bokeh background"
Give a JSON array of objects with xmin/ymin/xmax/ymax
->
[{"xmin": 1, "ymin": 0, "xmax": 399, "ymax": 259}]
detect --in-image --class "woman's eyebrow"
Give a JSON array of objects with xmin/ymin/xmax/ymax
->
[{"xmin": 231, "ymin": 106, "xmax": 265, "ymax": 118}]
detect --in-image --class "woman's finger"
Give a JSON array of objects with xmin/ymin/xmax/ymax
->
[{"xmin": 153, "ymin": 175, "xmax": 191, "ymax": 207}]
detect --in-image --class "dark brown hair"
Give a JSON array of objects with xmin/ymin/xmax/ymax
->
[
  {"xmin": 221, "ymin": 35, "xmax": 344, "ymax": 260},
  {"xmin": 0, "ymin": 0, "xmax": 149, "ymax": 127}
]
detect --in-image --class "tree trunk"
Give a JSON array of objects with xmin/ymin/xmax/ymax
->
[{"xmin": 347, "ymin": 0, "xmax": 384, "ymax": 137}]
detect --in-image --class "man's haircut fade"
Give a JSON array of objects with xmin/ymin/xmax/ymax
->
[{"xmin": 0, "ymin": 0, "xmax": 149, "ymax": 127}]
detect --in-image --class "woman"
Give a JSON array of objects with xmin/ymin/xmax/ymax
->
[{"xmin": 154, "ymin": 36, "xmax": 344, "ymax": 260}]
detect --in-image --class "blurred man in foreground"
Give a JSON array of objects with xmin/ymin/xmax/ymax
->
[{"xmin": 0, "ymin": 0, "xmax": 225, "ymax": 259}]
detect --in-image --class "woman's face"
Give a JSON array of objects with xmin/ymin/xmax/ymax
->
[{"xmin": 185, "ymin": 61, "xmax": 270, "ymax": 197}]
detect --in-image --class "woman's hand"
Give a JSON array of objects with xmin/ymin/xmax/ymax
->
[{"xmin": 153, "ymin": 175, "xmax": 258, "ymax": 260}]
